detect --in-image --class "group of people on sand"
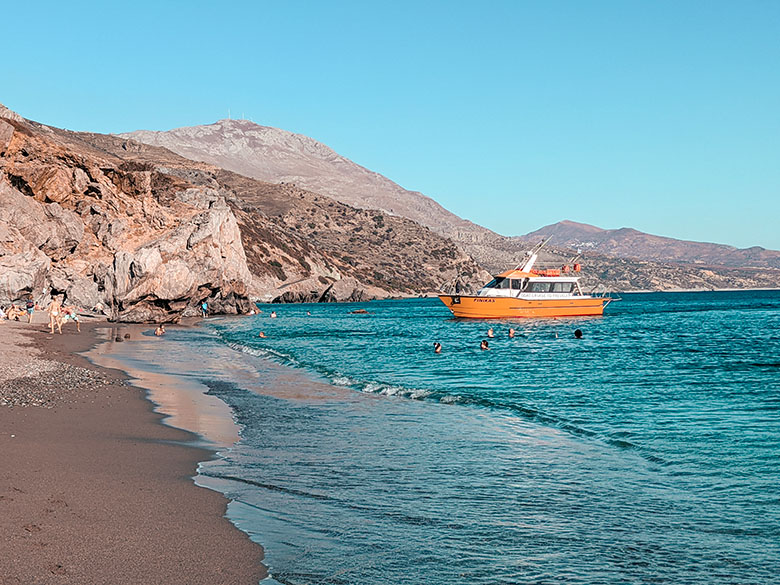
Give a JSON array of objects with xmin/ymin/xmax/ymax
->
[
  {"xmin": 1, "ymin": 296, "xmax": 80, "ymax": 334},
  {"xmin": 434, "ymin": 326, "xmax": 584, "ymax": 353},
  {"xmin": 1, "ymin": 298, "xmax": 38, "ymax": 323},
  {"xmin": 44, "ymin": 296, "xmax": 81, "ymax": 334}
]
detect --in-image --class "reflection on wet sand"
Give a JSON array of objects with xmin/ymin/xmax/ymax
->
[{"xmin": 86, "ymin": 326, "xmax": 240, "ymax": 449}]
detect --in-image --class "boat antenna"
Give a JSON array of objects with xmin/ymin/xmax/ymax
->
[
  {"xmin": 514, "ymin": 236, "xmax": 553, "ymax": 271},
  {"xmin": 536, "ymin": 236, "xmax": 552, "ymax": 253}
]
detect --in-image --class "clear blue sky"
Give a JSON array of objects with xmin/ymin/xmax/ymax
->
[{"xmin": 4, "ymin": 1, "xmax": 779, "ymax": 249}]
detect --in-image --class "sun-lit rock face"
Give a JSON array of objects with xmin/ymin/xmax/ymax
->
[{"xmin": 0, "ymin": 110, "xmax": 255, "ymax": 321}]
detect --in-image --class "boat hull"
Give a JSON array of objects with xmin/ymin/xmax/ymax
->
[{"xmin": 438, "ymin": 294, "xmax": 609, "ymax": 319}]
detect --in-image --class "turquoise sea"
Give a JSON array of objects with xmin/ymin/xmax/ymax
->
[{"xmin": 113, "ymin": 291, "xmax": 780, "ymax": 584}]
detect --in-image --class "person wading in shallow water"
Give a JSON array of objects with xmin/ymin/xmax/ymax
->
[
  {"xmin": 47, "ymin": 297, "xmax": 63, "ymax": 335},
  {"xmin": 154, "ymin": 324, "xmax": 166, "ymax": 336}
]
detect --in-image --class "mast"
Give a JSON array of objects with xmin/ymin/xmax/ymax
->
[{"xmin": 517, "ymin": 237, "xmax": 551, "ymax": 272}]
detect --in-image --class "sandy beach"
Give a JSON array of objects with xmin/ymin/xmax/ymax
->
[{"xmin": 0, "ymin": 318, "xmax": 265, "ymax": 585}]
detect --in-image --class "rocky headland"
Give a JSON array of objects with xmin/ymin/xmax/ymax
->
[{"xmin": 0, "ymin": 104, "xmax": 487, "ymax": 322}]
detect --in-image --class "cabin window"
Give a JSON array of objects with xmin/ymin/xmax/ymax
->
[
  {"xmin": 511, "ymin": 279, "xmax": 522, "ymax": 290},
  {"xmin": 551, "ymin": 282, "xmax": 573, "ymax": 293},
  {"xmin": 527, "ymin": 282, "xmax": 551, "ymax": 293},
  {"xmin": 499, "ymin": 278, "xmax": 511, "ymax": 289}
]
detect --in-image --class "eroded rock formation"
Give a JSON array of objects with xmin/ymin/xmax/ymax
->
[{"xmin": 0, "ymin": 114, "xmax": 254, "ymax": 321}]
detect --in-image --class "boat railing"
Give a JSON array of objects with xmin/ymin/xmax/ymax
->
[{"xmin": 589, "ymin": 284, "xmax": 622, "ymax": 302}]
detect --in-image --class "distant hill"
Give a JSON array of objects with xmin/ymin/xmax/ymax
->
[
  {"xmin": 120, "ymin": 120, "xmax": 485, "ymax": 239},
  {"xmin": 523, "ymin": 220, "xmax": 780, "ymax": 269}
]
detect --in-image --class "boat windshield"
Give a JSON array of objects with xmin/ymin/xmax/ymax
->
[{"xmin": 483, "ymin": 277, "xmax": 511, "ymax": 289}]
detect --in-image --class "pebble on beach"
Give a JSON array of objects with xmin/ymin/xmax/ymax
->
[
  {"xmin": 0, "ymin": 361, "xmax": 114, "ymax": 408},
  {"xmin": 0, "ymin": 325, "xmax": 119, "ymax": 409}
]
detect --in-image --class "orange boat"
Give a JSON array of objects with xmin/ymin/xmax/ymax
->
[{"xmin": 438, "ymin": 240, "xmax": 614, "ymax": 319}]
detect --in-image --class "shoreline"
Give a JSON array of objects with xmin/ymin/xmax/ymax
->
[{"xmin": 0, "ymin": 318, "xmax": 267, "ymax": 584}]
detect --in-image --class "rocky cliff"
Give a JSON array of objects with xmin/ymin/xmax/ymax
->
[
  {"xmin": 0, "ymin": 109, "xmax": 254, "ymax": 321},
  {"xmin": 0, "ymin": 104, "xmax": 488, "ymax": 321}
]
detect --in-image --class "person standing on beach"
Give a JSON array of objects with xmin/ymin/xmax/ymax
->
[
  {"xmin": 201, "ymin": 301, "xmax": 208, "ymax": 318},
  {"xmin": 47, "ymin": 297, "xmax": 63, "ymax": 335},
  {"xmin": 25, "ymin": 299, "xmax": 35, "ymax": 323},
  {"xmin": 63, "ymin": 305, "xmax": 81, "ymax": 332}
]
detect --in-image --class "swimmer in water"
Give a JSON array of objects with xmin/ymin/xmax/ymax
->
[
  {"xmin": 270, "ymin": 311, "xmax": 277, "ymax": 318},
  {"xmin": 433, "ymin": 342, "xmax": 442, "ymax": 354},
  {"xmin": 487, "ymin": 328, "xmax": 494, "ymax": 338},
  {"xmin": 574, "ymin": 329, "xmax": 583, "ymax": 339},
  {"xmin": 508, "ymin": 328, "xmax": 515, "ymax": 338},
  {"xmin": 154, "ymin": 324, "xmax": 166, "ymax": 336},
  {"xmin": 258, "ymin": 331, "xmax": 266, "ymax": 338},
  {"xmin": 480, "ymin": 339, "xmax": 490, "ymax": 351}
]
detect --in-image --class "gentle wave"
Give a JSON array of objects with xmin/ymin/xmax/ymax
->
[{"xmin": 216, "ymin": 331, "xmax": 669, "ymax": 464}]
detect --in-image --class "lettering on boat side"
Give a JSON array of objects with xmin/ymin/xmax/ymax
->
[{"xmin": 474, "ymin": 299, "xmax": 495, "ymax": 303}]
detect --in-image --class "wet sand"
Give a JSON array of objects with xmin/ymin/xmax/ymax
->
[{"xmin": 0, "ymin": 318, "xmax": 266, "ymax": 585}]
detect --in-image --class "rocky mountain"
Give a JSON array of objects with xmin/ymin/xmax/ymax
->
[
  {"xmin": 118, "ymin": 121, "xmax": 524, "ymax": 268},
  {"xmin": 120, "ymin": 120, "xmax": 483, "ymax": 236},
  {"xmin": 122, "ymin": 118, "xmax": 780, "ymax": 290},
  {"xmin": 0, "ymin": 103, "xmax": 488, "ymax": 321},
  {"xmin": 523, "ymin": 220, "xmax": 780, "ymax": 269}
]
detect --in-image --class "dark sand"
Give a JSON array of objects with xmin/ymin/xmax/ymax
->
[{"xmin": 0, "ymin": 319, "xmax": 266, "ymax": 585}]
